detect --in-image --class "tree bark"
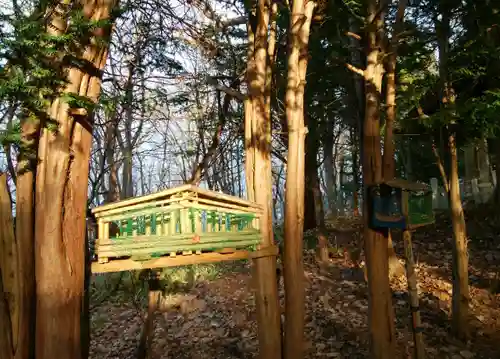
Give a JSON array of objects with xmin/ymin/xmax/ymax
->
[
  {"xmin": 363, "ymin": 0, "xmax": 396, "ymax": 358},
  {"xmin": 283, "ymin": 1, "xmax": 315, "ymax": 358},
  {"xmin": 34, "ymin": 2, "xmax": 117, "ymax": 359},
  {"xmin": 245, "ymin": 1, "xmax": 282, "ymax": 358},
  {"xmin": 350, "ymin": 126, "xmax": 360, "ymax": 216},
  {"xmin": 245, "ymin": 8, "xmax": 257, "ymax": 202},
  {"xmin": 6, "ymin": 118, "xmax": 38, "ymax": 359},
  {"xmin": 383, "ymin": 0, "xmax": 408, "ymax": 279},
  {"xmin": 323, "ymin": 118, "xmax": 337, "ymax": 215},
  {"xmin": 105, "ymin": 114, "xmax": 120, "ymax": 203},
  {"xmin": 437, "ymin": 6, "xmax": 470, "ymax": 340},
  {"xmin": 303, "ymin": 180, "xmax": 317, "ymax": 230},
  {"xmin": 448, "ymin": 134, "xmax": 470, "ymax": 340},
  {"xmin": 477, "ymin": 139, "xmax": 490, "ymax": 182},
  {"xmin": 0, "ymin": 173, "xmax": 18, "ymax": 359},
  {"xmin": 305, "ymin": 120, "xmax": 328, "ymax": 262},
  {"xmin": 492, "ymin": 139, "xmax": 500, "ymax": 203}
]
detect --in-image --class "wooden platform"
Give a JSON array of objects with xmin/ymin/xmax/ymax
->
[{"xmin": 90, "ymin": 185, "xmax": 264, "ymax": 273}]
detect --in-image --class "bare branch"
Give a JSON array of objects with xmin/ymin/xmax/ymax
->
[{"xmin": 346, "ymin": 63, "xmax": 365, "ymax": 77}]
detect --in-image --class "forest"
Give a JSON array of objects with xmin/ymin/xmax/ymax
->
[{"xmin": 0, "ymin": 0, "xmax": 499, "ymax": 358}]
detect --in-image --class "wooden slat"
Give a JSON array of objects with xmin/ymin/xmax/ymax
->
[
  {"xmin": 98, "ymin": 238, "xmax": 260, "ymax": 258},
  {"xmin": 189, "ymin": 186, "xmax": 263, "ymax": 209},
  {"xmin": 191, "ymin": 197, "xmax": 263, "ymax": 214},
  {"xmin": 99, "ymin": 201, "xmax": 261, "ymax": 223},
  {"xmin": 92, "ymin": 184, "xmax": 193, "ymax": 214},
  {"xmin": 97, "ymin": 230, "xmax": 261, "ymax": 250},
  {"xmin": 99, "ymin": 206, "xmax": 179, "ymax": 222},
  {"xmin": 91, "ymin": 250, "xmax": 251, "ymax": 273},
  {"xmin": 92, "ymin": 184, "xmax": 262, "ymax": 215}
]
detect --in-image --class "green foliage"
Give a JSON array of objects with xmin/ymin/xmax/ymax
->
[
  {"xmin": 61, "ymin": 92, "xmax": 96, "ymax": 113},
  {"xmin": 0, "ymin": 2, "xmax": 124, "ymax": 155}
]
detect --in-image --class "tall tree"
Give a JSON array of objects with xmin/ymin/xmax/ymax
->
[
  {"xmin": 0, "ymin": 1, "xmax": 118, "ymax": 358},
  {"xmin": 361, "ymin": 0, "xmax": 396, "ymax": 357},
  {"xmin": 436, "ymin": 1, "xmax": 469, "ymax": 340},
  {"xmin": 383, "ymin": 0, "xmax": 408, "ymax": 278},
  {"xmin": 283, "ymin": 0, "xmax": 315, "ymax": 358},
  {"xmin": 245, "ymin": 0, "xmax": 282, "ymax": 357}
]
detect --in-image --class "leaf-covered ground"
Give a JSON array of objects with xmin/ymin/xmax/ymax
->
[{"xmin": 89, "ymin": 206, "xmax": 500, "ymax": 359}]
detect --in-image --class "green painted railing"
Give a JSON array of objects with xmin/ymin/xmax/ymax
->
[{"xmin": 97, "ymin": 206, "xmax": 261, "ymax": 260}]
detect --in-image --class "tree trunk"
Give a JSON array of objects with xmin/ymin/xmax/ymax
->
[
  {"xmin": 383, "ymin": 0, "xmax": 408, "ymax": 280},
  {"xmin": 245, "ymin": 8, "xmax": 257, "ymax": 202},
  {"xmin": 363, "ymin": 0, "xmax": 396, "ymax": 358},
  {"xmin": 303, "ymin": 181, "xmax": 317, "ymax": 230},
  {"xmin": 105, "ymin": 114, "xmax": 120, "ymax": 203},
  {"xmin": 348, "ymin": 16, "xmax": 365, "ymax": 204},
  {"xmin": 449, "ymin": 134, "xmax": 470, "ymax": 340},
  {"xmin": 323, "ymin": 118, "xmax": 337, "ymax": 216},
  {"xmin": 0, "ymin": 267, "xmax": 13, "ymax": 359},
  {"xmin": 304, "ymin": 123, "xmax": 318, "ymax": 230},
  {"xmin": 33, "ymin": 2, "xmax": 116, "ymax": 359},
  {"xmin": 476, "ymin": 138, "xmax": 490, "ymax": 184},
  {"xmin": 122, "ymin": 147, "xmax": 134, "ymax": 198},
  {"xmin": 0, "ymin": 173, "xmax": 18, "ymax": 359},
  {"xmin": 283, "ymin": 1, "xmax": 315, "ymax": 358},
  {"xmin": 305, "ymin": 121, "xmax": 329, "ymax": 262},
  {"xmin": 312, "ymin": 169, "xmax": 329, "ymax": 263},
  {"xmin": 492, "ymin": 139, "xmax": 500, "ymax": 203},
  {"xmin": 245, "ymin": 1, "xmax": 282, "ymax": 358},
  {"xmin": 437, "ymin": 6, "xmax": 470, "ymax": 340},
  {"xmin": 350, "ymin": 126, "xmax": 360, "ymax": 216},
  {"xmin": 5, "ymin": 119, "xmax": 38, "ymax": 359}
]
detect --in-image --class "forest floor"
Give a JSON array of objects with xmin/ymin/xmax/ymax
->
[{"xmin": 89, "ymin": 204, "xmax": 500, "ymax": 359}]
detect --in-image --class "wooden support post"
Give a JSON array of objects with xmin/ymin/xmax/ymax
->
[
  {"xmin": 136, "ymin": 271, "xmax": 162, "ymax": 359},
  {"xmin": 252, "ymin": 253, "xmax": 281, "ymax": 359},
  {"xmin": 403, "ymin": 230, "xmax": 425, "ymax": 359},
  {"xmin": 402, "ymin": 190, "xmax": 425, "ymax": 359}
]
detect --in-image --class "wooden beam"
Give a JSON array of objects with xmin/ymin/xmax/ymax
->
[
  {"xmin": 190, "ymin": 186, "xmax": 264, "ymax": 209},
  {"xmin": 93, "ymin": 184, "xmax": 263, "ymax": 216},
  {"xmin": 91, "ymin": 251, "xmax": 251, "ymax": 273},
  {"xmin": 92, "ymin": 184, "xmax": 194, "ymax": 214}
]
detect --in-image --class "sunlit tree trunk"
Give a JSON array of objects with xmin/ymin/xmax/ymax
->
[
  {"xmin": 347, "ymin": 17, "xmax": 363, "ymax": 217},
  {"xmin": 244, "ymin": 16, "xmax": 256, "ymax": 202},
  {"xmin": 362, "ymin": 0, "xmax": 396, "ymax": 357},
  {"xmin": 33, "ymin": 1, "xmax": 117, "ymax": 359},
  {"xmin": 436, "ymin": 5, "xmax": 469, "ymax": 340},
  {"xmin": 244, "ymin": 1, "xmax": 282, "ymax": 358},
  {"xmin": 283, "ymin": 1, "xmax": 315, "ymax": 358},
  {"xmin": 383, "ymin": 0, "xmax": 408, "ymax": 279}
]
